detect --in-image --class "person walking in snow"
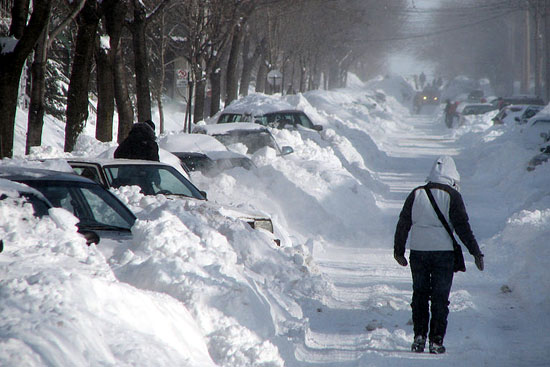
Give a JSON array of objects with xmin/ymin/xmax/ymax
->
[
  {"xmin": 114, "ymin": 120, "xmax": 160, "ymax": 161},
  {"xmin": 393, "ymin": 156, "xmax": 484, "ymax": 354}
]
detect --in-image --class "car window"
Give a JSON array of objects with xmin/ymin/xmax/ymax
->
[
  {"xmin": 104, "ymin": 164, "xmax": 205, "ymax": 199},
  {"xmin": 72, "ymin": 165, "xmax": 102, "ymax": 184},
  {"xmin": 218, "ymin": 113, "xmax": 250, "ymax": 123},
  {"xmin": 0, "ymin": 193, "xmax": 50, "ymax": 218},
  {"xmin": 21, "ymin": 181, "xmax": 135, "ymax": 231},
  {"xmin": 296, "ymin": 113, "xmax": 314, "ymax": 128}
]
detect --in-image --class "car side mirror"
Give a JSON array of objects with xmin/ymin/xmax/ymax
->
[
  {"xmin": 78, "ymin": 229, "xmax": 100, "ymax": 246},
  {"xmin": 313, "ymin": 125, "xmax": 323, "ymax": 131},
  {"xmin": 200, "ymin": 190, "xmax": 208, "ymax": 200},
  {"xmin": 540, "ymin": 132, "xmax": 549, "ymax": 141},
  {"xmin": 281, "ymin": 146, "xmax": 294, "ymax": 156}
]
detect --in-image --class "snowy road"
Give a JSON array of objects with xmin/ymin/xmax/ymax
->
[{"xmin": 301, "ymin": 114, "xmax": 550, "ymax": 366}]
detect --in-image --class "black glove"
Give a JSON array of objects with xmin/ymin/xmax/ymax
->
[
  {"xmin": 474, "ymin": 253, "xmax": 484, "ymax": 271},
  {"xmin": 394, "ymin": 253, "xmax": 408, "ymax": 267}
]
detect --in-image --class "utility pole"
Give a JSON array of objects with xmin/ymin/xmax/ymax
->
[
  {"xmin": 545, "ymin": 0, "xmax": 550, "ymax": 101},
  {"xmin": 522, "ymin": 7, "xmax": 531, "ymax": 94}
]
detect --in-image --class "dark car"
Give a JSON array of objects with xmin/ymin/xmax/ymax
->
[{"xmin": 0, "ymin": 167, "xmax": 136, "ymax": 244}]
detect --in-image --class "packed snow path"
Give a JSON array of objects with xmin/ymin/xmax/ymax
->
[{"xmin": 298, "ymin": 115, "xmax": 550, "ymax": 366}]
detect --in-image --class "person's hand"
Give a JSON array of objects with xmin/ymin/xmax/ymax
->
[
  {"xmin": 394, "ymin": 253, "xmax": 408, "ymax": 267},
  {"xmin": 474, "ymin": 253, "xmax": 484, "ymax": 271}
]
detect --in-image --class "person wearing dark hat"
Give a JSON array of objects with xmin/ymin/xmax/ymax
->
[{"xmin": 114, "ymin": 120, "xmax": 160, "ymax": 161}]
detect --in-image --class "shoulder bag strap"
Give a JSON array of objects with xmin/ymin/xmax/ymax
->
[{"xmin": 423, "ymin": 186, "xmax": 458, "ymax": 245}]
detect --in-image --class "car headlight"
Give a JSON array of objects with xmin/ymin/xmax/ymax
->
[{"xmin": 248, "ymin": 219, "xmax": 274, "ymax": 233}]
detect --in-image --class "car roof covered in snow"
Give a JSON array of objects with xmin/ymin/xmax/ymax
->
[
  {"xmin": 159, "ymin": 133, "xmax": 228, "ymax": 153},
  {"xmin": 193, "ymin": 123, "xmax": 269, "ymax": 135},
  {"xmin": 0, "ymin": 166, "xmax": 93, "ymax": 183}
]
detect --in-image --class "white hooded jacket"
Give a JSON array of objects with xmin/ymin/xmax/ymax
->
[
  {"xmin": 410, "ymin": 156, "xmax": 460, "ymax": 251},
  {"xmin": 394, "ymin": 156, "xmax": 481, "ymax": 256}
]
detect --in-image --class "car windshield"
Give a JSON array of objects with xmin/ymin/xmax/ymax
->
[
  {"xmin": 21, "ymin": 180, "xmax": 136, "ymax": 231},
  {"xmin": 218, "ymin": 113, "xmax": 250, "ymax": 123},
  {"xmin": 173, "ymin": 153, "xmax": 215, "ymax": 172},
  {"xmin": 214, "ymin": 130, "xmax": 279, "ymax": 154},
  {"xmin": 104, "ymin": 164, "xmax": 205, "ymax": 199},
  {"xmin": 261, "ymin": 112, "xmax": 314, "ymax": 129},
  {"xmin": 462, "ymin": 105, "xmax": 494, "ymax": 115}
]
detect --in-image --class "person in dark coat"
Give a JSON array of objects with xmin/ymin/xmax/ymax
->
[
  {"xmin": 114, "ymin": 120, "xmax": 160, "ymax": 161},
  {"xmin": 394, "ymin": 156, "xmax": 484, "ymax": 354}
]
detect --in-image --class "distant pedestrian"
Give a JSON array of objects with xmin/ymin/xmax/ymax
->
[
  {"xmin": 419, "ymin": 72, "xmax": 426, "ymax": 89},
  {"xmin": 114, "ymin": 120, "xmax": 160, "ymax": 161},
  {"xmin": 393, "ymin": 156, "xmax": 484, "ymax": 354}
]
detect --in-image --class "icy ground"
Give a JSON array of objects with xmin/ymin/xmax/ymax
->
[{"xmin": 1, "ymin": 75, "xmax": 549, "ymax": 366}]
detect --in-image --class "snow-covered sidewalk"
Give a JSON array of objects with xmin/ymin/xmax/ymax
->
[{"xmin": 296, "ymin": 112, "xmax": 550, "ymax": 366}]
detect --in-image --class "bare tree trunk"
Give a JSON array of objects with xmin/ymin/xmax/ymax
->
[
  {"xmin": 64, "ymin": 0, "xmax": 100, "ymax": 152},
  {"xmin": 225, "ymin": 28, "xmax": 242, "ymax": 106},
  {"xmin": 130, "ymin": 0, "xmax": 152, "ymax": 122},
  {"xmin": 239, "ymin": 36, "xmax": 261, "ymax": 97},
  {"xmin": 0, "ymin": 0, "xmax": 52, "ymax": 158},
  {"xmin": 114, "ymin": 48, "xmax": 134, "ymax": 142},
  {"xmin": 210, "ymin": 68, "xmax": 222, "ymax": 116},
  {"xmin": 535, "ymin": 6, "xmax": 543, "ymax": 97},
  {"xmin": 26, "ymin": 0, "xmax": 86, "ymax": 154},
  {"xmin": 103, "ymin": 0, "xmax": 134, "ymax": 142},
  {"xmin": 26, "ymin": 27, "xmax": 48, "ymax": 154},
  {"xmin": 193, "ymin": 76, "xmax": 206, "ymax": 124},
  {"xmin": 95, "ymin": 36, "xmax": 114, "ymax": 142},
  {"xmin": 256, "ymin": 58, "xmax": 268, "ymax": 93},
  {"xmin": 299, "ymin": 57, "xmax": 307, "ymax": 93},
  {"xmin": 545, "ymin": 3, "xmax": 550, "ymax": 101},
  {"xmin": 153, "ymin": 10, "xmax": 167, "ymax": 134}
]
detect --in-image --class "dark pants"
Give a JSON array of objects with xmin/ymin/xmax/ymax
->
[{"xmin": 409, "ymin": 250, "xmax": 454, "ymax": 342}]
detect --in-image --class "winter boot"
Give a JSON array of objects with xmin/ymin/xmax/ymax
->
[
  {"xmin": 411, "ymin": 335, "xmax": 426, "ymax": 353},
  {"xmin": 429, "ymin": 336, "xmax": 446, "ymax": 354}
]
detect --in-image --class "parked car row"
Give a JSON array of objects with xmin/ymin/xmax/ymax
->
[{"xmin": 0, "ymin": 119, "xmax": 299, "ymax": 250}]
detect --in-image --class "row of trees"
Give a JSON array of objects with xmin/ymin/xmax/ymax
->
[{"xmin": 0, "ymin": 0, "xmax": 408, "ymax": 158}]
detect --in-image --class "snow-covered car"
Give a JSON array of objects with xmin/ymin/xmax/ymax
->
[
  {"xmin": 527, "ymin": 145, "xmax": 550, "ymax": 171},
  {"xmin": 0, "ymin": 167, "xmax": 136, "ymax": 245},
  {"xmin": 193, "ymin": 123, "xmax": 294, "ymax": 156},
  {"xmin": 517, "ymin": 105, "xmax": 544, "ymax": 124},
  {"xmin": 255, "ymin": 110, "xmax": 323, "ymax": 131},
  {"xmin": 67, "ymin": 158, "xmax": 207, "ymax": 198},
  {"xmin": 492, "ymin": 104, "xmax": 532, "ymax": 125},
  {"xmin": 522, "ymin": 114, "xmax": 550, "ymax": 147},
  {"xmin": 172, "ymin": 151, "xmax": 257, "ymax": 176},
  {"xmin": 66, "ymin": 158, "xmax": 278, "ymax": 239},
  {"xmin": 159, "ymin": 133, "xmax": 256, "ymax": 175},
  {"xmin": 457, "ymin": 103, "xmax": 496, "ymax": 125}
]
